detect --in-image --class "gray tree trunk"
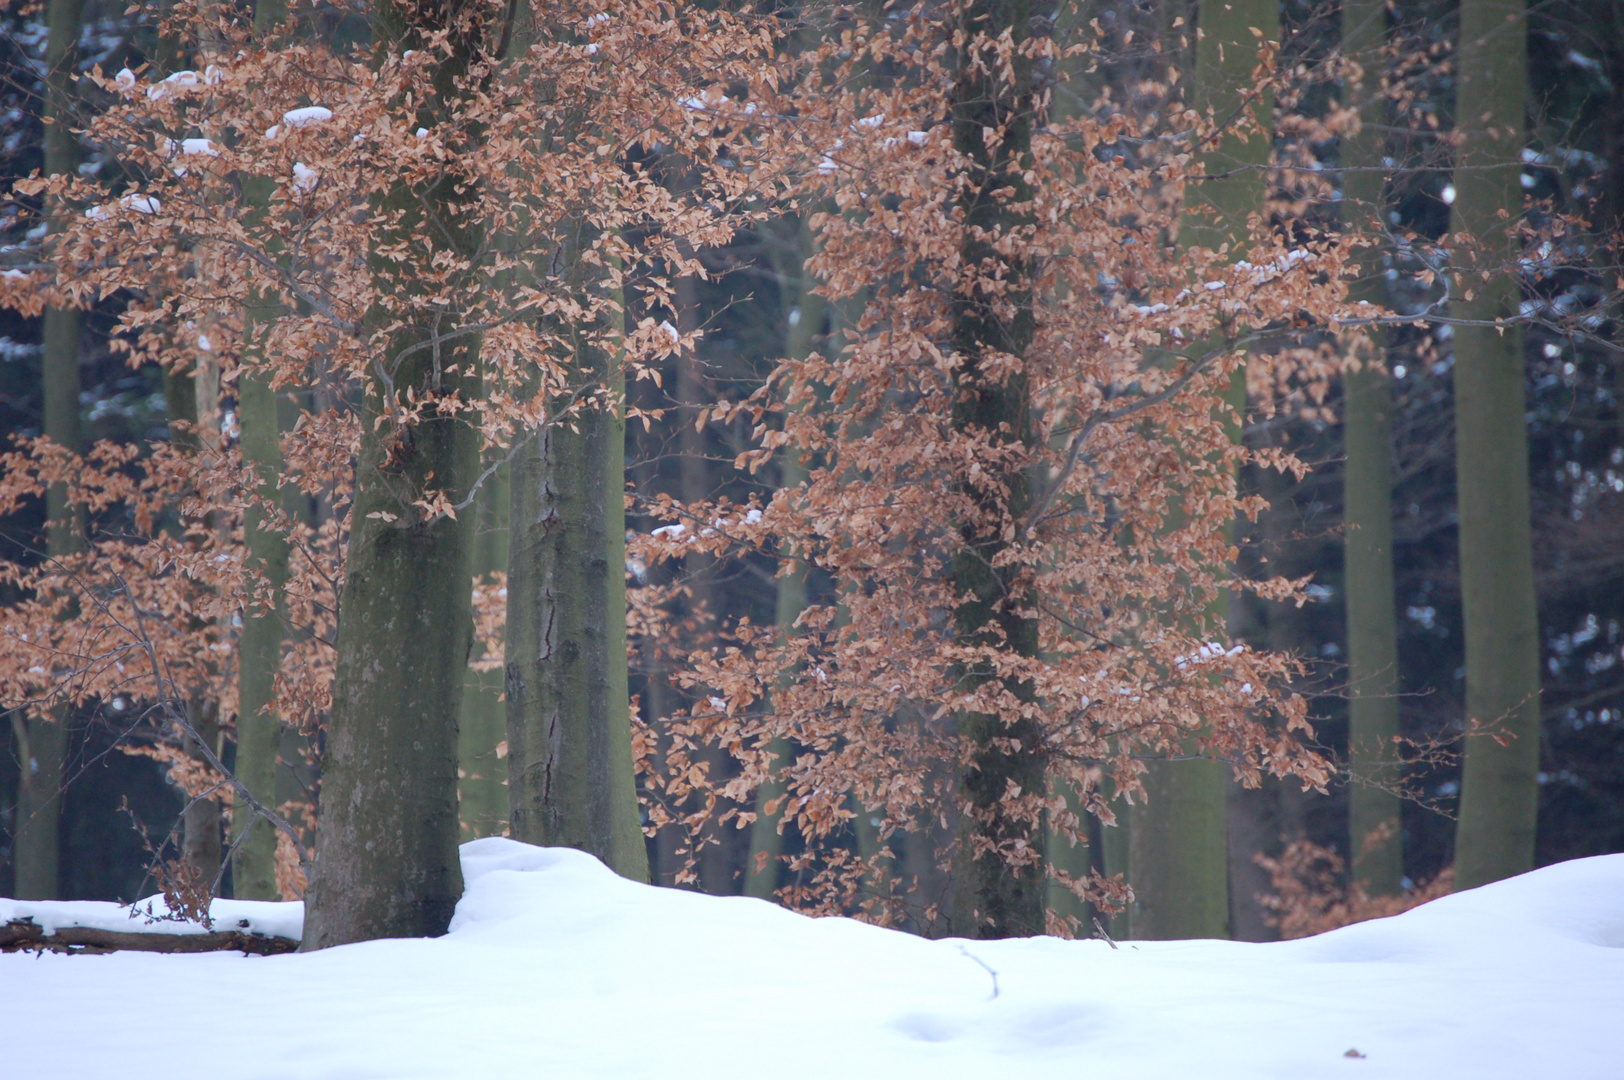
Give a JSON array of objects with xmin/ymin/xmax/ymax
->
[
  {"xmin": 300, "ymin": 1, "xmax": 496, "ymax": 948},
  {"xmin": 1449, "ymin": 0, "xmax": 1541, "ymax": 890},
  {"xmin": 505, "ymin": 333, "xmax": 647, "ymax": 879}
]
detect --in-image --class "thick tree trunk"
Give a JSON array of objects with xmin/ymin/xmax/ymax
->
[
  {"xmin": 1449, "ymin": 0, "xmax": 1540, "ymax": 890},
  {"xmin": 1130, "ymin": 0, "xmax": 1277, "ymax": 942},
  {"xmin": 302, "ymin": 405, "xmax": 475, "ymax": 945},
  {"xmin": 946, "ymin": 0, "xmax": 1045, "ymax": 941},
  {"xmin": 301, "ymin": 1, "xmax": 495, "ymax": 949},
  {"xmin": 14, "ymin": 0, "xmax": 86, "ymax": 904},
  {"xmin": 503, "ymin": 188, "xmax": 647, "ymax": 878}
]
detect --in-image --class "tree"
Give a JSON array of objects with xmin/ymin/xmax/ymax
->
[
  {"xmin": 942, "ymin": 0, "xmax": 1046, "ymax": 939},
  {"xmin": 1128, "ymin": 0, "xmax": 1280, "ymax": 942},
  {"xmin": 1449, "ymin": 0, "xmax": 1541, "ymax": 889},
  {"xmin": 299, "ymin": 0, "xmax": 503, "ymax": 947},
  {"xmin": 13, "ymin": 0, "xmax": 85, "ymax": 901},
  {"xmin": 744, "ymin": 214, "xmax": 824, "ymax": 903},
  {"xmin": 1339, "ymin": 0, "xmax": 1404, "ymax": 899},
  {"xmin": 504, "ymin": 262, "xmax": 648, "ymax": 879},
  {"xmin": 644, "ymin": 5, "xmax": 1336, "ymax": 937},
  {"xmin": 458, "ymin": 467, "xmax": 509, "ymax": 841},
  {"xmin": 229, "ymin": 0, "xmax": 291, "ymax": 903},
  {"xmin": 0, "ymin": 0, "xmax": 776, "ymax": 936}
]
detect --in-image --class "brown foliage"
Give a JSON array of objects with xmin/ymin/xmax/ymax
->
[{"xmin": 1257, "ymin": 836, "xmax": 1454, "ymax": 939}]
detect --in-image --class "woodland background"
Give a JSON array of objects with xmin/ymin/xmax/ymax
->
[{"xmin": 0, "ymin": 0, "xmax": 1619, "ymax": 946}]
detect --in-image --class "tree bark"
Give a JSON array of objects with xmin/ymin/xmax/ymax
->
[
  {"xmin": 227, "ymin": 0, "xmax": 294, "ymax": 905},
  {"xmin": 181, "ymin": 699, "xmax": 223, "ymax": 887},
  {"xmin": 301, "ymin": 1, "xmax": 496, "ymax": 948},
  {"xmin": 946, "ymin": 0, "xmax": 1045, "ymax": 941},
  {"xmin": 1339, "ymin": 0, "xmax": 1404, "ymax": 898},
  {"xmin": 1449, "ymin": 0, "xmax": 1541, "ymax": 890},
  {"xmin": 506, "ymin": 334, "xmax": 646, "ymax": 878},
  {"xmin": 504, "ymin": 213, "xmax": 647, "ymax": 881},
  {"xmin": 1130, "ymin": 0, "xmax": 1277, "ymax": 942},
  {"xmin": 458, "ymin": 465, "xmax": 509, "ymax": 841},
  {"xmin": 13, "ymin": 0, "xmax": 86, "ymax": 904}
]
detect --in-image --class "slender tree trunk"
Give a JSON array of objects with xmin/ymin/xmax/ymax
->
[
  {"xmin": 1450, "ymin": 0, "xmax": 1540, "ymax": 890},
  {"xmin": 301, "ymin": 1, "xmax": 497, "ymax": 948},
  {"xmin": 181, "ymin": 699, "xmax": 223, "ymax": 886},
  {"xmin": 228, "ymin": 0, "xmax": 293, "ymax": 900},
  {"xmin": 1131, "ymin": 0, "xmax": 1276, "ymax": 942},
  {"xmin": 670, "ymin": 267, "xmax": 737, "ymax": 896},
  {"xmin": 946, "ymin": 0, "xmax": 1045, "ymax": 941},
  {"xmin": 603, "ymin": 357, "xmax": 646, "ymax": 880},
  {"xmin": 1339, "ymin": 0, "xmax": 1404, "ymax": 902},
  {"xmin": 231, "ymin": 298, "xmax": 287, "ymax": 897},
  {"xmin": 13, "ymin": 0, "xmax": 86, "ymax": 904}
]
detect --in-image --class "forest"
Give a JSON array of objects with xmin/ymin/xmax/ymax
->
[{"xmin": 0, "ymin": 0, "xmax": 1620, "ymax": 1073}]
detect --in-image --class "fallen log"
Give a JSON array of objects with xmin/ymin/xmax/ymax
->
[{"xmin": 1, "ymin": 918, "xmax": 299, "ymax": 956}]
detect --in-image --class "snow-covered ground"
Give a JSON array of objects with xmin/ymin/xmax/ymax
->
[{"xmin": 3, "ymin": 839, "xmax": 1620, "ymax": 1079}]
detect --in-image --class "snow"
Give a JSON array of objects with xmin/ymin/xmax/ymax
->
[
  {"xmin": 283, "ymin": 106, "xmax": 334, "ymax": 129},
  {"xmin": 1, "ymin": 893, "xmax": 301, "ymax": 940},
  {"xmin": 3, "ymin": 841, "xmax": 1620, "ymax": 1079}
]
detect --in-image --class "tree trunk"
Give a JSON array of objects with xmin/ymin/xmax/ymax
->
[
  {"xmin": 13, "ymin": 0, "xmax": 86, "ymax": 904},
  {"xmin": 506, "ymin": 338, "xmax": 646, "ymax": 878},
  {"xmin": 946, "ymin": 0, "xmax": 1045, "ymax": 941},
  {"xmin": 503, "ymin": 190, "xmax": 647, "ymax": 878},
  {"xmin": 1338, "ymin": 0, "xmax": 1404, "ymax": 902},
  {"xmin": 1130, "ymin": 0, "xmax": 1277, "ymax": 942},
  {"xmin": 1450, "ymin": 0, "xmax": 1540, "ymax": 890},
  {"xmin": 231, "ymin": 304, "xmax": 287, "ymax": 899},
  {"xmin": 301, "ymin": 2, "xmax": 496, "ymax": 949},
  {"xmin": 181, "ymin": 700, "xmax": 223, "ymax": 887},
  {"xmin": 227, "ymin": 0, "xmax": 294, "ymax": 905},
  {"xmin": 603, "ymin": 359, "xmax": 647, "ymax": 881}
]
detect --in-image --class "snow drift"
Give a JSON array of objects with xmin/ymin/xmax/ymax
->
[{"xmin": 2, "ymin": 839, "xmax": 1620, "ymax": 1079}]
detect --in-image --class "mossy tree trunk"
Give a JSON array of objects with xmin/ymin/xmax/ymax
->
[
  {"xmin": 1129, "ymin": 0, "xmax": 1276, "ymax": 942},
  {"xmin": 13, "ymin": 0, "xmax": 85, "ymax": 901},
  {"xmin": 946, "ymin": 0, "xmax": 1045, "ymax": 941},
  {"xmin": 229, "ymin": 0, "xmax": 292, "ymax": 901},
  {"xmin": 1339, "ymin": 0, "xmax": 1404, "ymax": 898},
  {"xmin": 505, "ymin": 228, "xmax": 648, "ymax": 882},
  {"xmin": 1449, "ymin": 0, "xmax": 1541, "ymax": 890},
  {"xmin": 300, "ymin": 1, "xmax": 497, "ymax": 948}
]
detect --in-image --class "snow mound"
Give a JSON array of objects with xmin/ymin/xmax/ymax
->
[{"xmin": 2, "ymin": 842, "xmax": 1620, "ymax": 1079}]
